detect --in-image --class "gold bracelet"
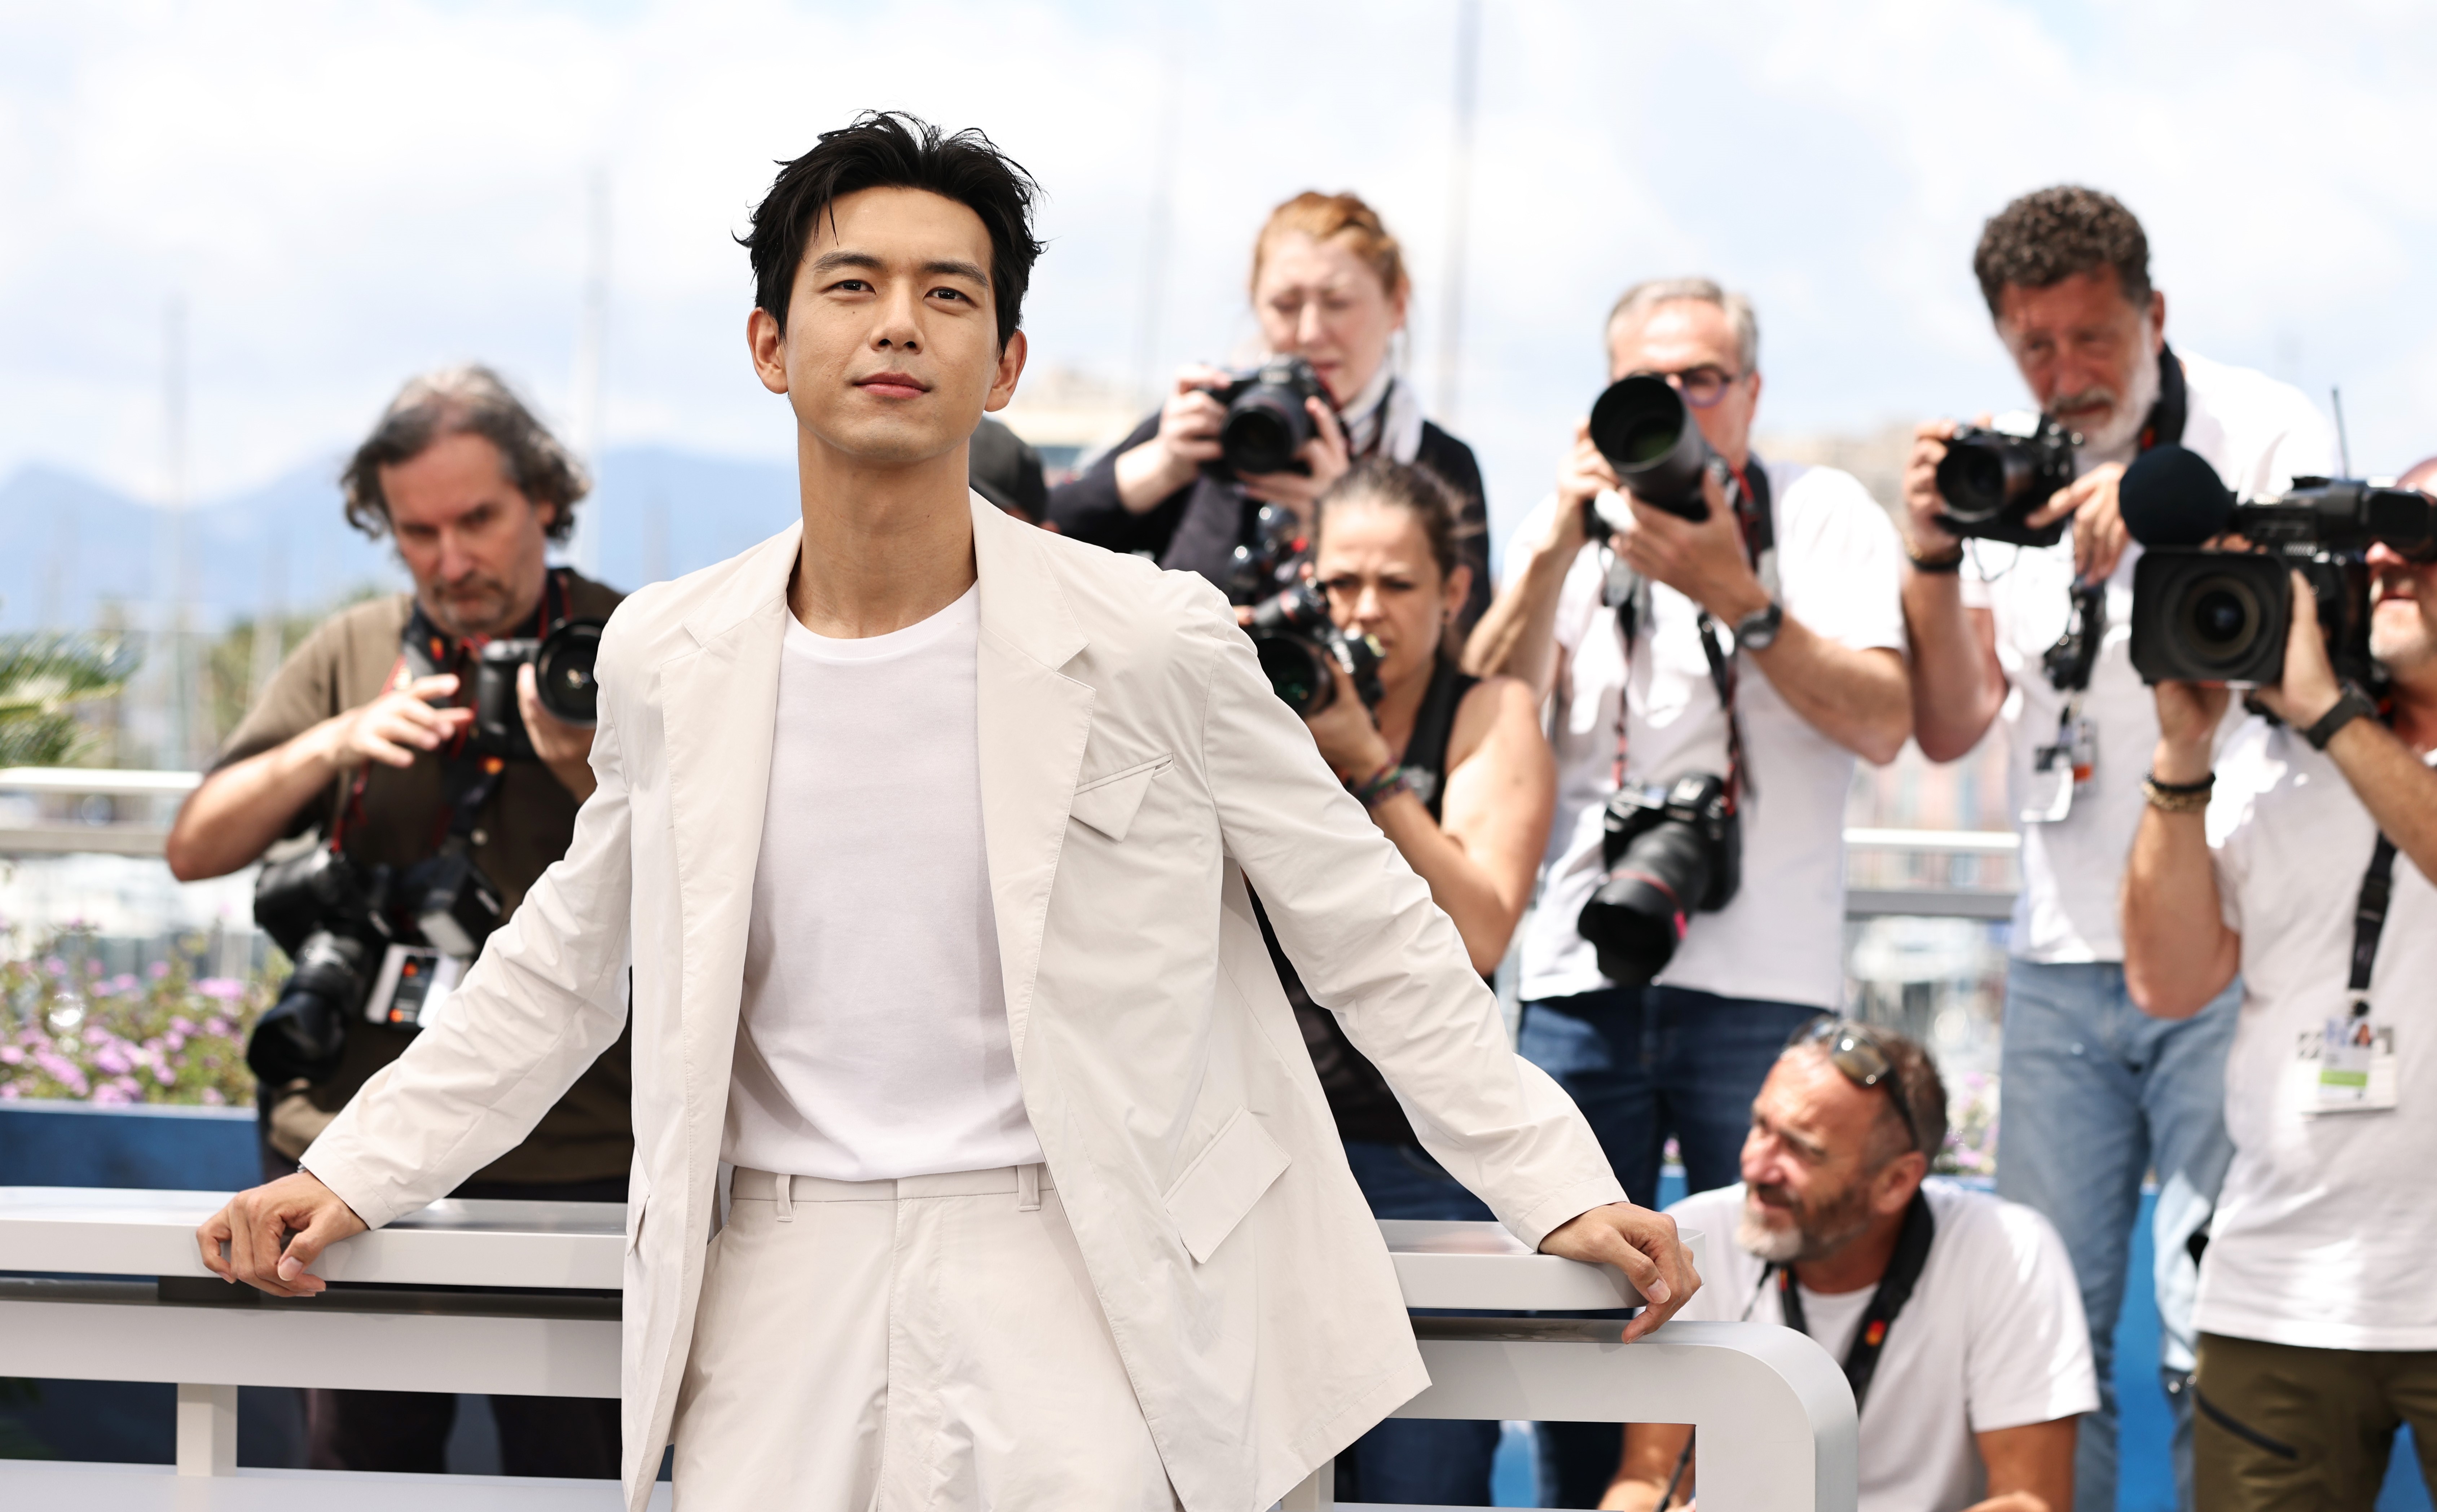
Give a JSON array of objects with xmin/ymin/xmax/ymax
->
[{"xmin": 2141, "ymin": 772, "xmax": 2214, "ymax": 814}]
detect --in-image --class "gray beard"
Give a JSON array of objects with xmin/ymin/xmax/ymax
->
[
  {"xmin": 1737, "ymin": 1183, "xmax": 1875, "ymax": 1266},
  {"xmin": 2073, "ymin": 348, "xmax": 2163, "ymax": 467}
]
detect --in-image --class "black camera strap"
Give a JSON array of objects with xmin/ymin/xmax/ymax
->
[
  {"xmin": 391, "ymin": 569, "xmax": 572, "ymax": 850},
  {"xmin": 2349, "ymin": 834, "xmax": 2399, "ymax": 997},
  {"xmin": 1767, "ymin": 1188, "xmax": 1936, "ymax": 1416}
]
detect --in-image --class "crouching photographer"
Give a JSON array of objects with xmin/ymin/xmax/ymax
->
[
  {"xmin": 2122, "ymin": 452, "xmax": 2437, "ymax": 1510},
  {"xmin": 1045, "ymin": 191, "xmax": 1492, "ymax": 631},
  {"xmin": 1256, "ymin": 458, "xmax": 1555, "ymax": 1506},
  {"xmin": 163, "ymin": 366, "xmax": 630, "ymax": 1479}
]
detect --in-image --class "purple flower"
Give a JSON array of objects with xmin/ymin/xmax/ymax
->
[
  {"xmin": 203, "ymin": 1017, "xmax": 233, "ymax": 1037},
  {"xmin": 148, "ymin": 961, "xmax": 170, "ymax": 980},
  {"xmin": 0, "ymin": 1085, "xmax": 17, "ymax": 1101},
  {"xmin": 45, "ymin": 958, "xmax": 66, "ymax": 976},
  {"xmin": 199, "ymin": 1087, "xmax": 224, "ymax": 1106},
  {"xmin": 164, "ymin": 1032, "xmax": 187, "ymax": 1052},
  {"xmin": 94, "ymin": 1045, "xmax": 132, "ymax": 1076},
  {"xmin": 196, "ymin": 978, "xmax": 245, "ymax": 1001},
  {"xmin": 0, "ymin": 1047, "xmax": 19, "ymax": 1066},
  {"xmin": 154, "ymin": 1065, "xmax": 176, "ymax": 1086}
]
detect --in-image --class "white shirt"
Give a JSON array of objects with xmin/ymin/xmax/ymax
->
[
  {"xmin": 2197, "ymin": 719, "xmax": 2437, "ymax": 1350},
  {"xmin": 1670, "ymin": 1181, "xmax": 2098, "ymax": 1512},
  {"xmin": 1513, "ymin": 460, "xmax": 1906, "ymax": 1007},
  {"xmin": 1965, "ymin": 352, "xmax": 2332, "ymax": 963},
  {"xmin": 721, "ymin": 585, "xmax": 1044, "ymax": 1181}
]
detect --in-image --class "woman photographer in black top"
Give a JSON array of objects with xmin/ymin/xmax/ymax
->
[
  {"xmin": 1045, "ymin": 191, "xmax": 1493, "ymax": 632},
  {"xmin": 1268, "ymin": 458, "xmax": 1555, "ymax": 1506}
]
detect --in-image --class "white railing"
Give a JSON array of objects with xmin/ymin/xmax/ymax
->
[{"xmin": 0, "ymin": 1186, "xmax": 1856, "ymax": 1511}]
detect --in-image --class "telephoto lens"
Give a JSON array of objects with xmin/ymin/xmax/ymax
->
[
  {"xmin": 1217, "ymin": 356, "xmax": 1330, "ymax": 478},
  {"xmin": 1574, "ymin": 773, "xmax": 1739, "ymax": 986},
  {"xmin": 245, "ymin": 931, "xmax": 368, "ymax": 1086},
  {"xmin": 1587, "ymin": 375, "xmax": 1716, "ymax": 521},
  {"xmin": 1245, "ymin": 580, "xmax": 1386, "ymax": 716}
]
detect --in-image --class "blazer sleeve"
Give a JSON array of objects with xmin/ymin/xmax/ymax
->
[
  {"xmin": 299, "ymin": 636, "xmax": 641, "ymax": 1229},
  {"xmin": 1192, "ymin": 591, "xmax": 1626, "ymax": 1246}
]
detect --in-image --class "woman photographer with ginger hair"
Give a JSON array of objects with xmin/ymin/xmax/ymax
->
[
  {"xmin": 1267, "ymin": 458, "xmax": 1557, "ymax": 1505},
  {"xmin": 1046, "ymin": 191, "xmax": 1492, "ymax": 632}
]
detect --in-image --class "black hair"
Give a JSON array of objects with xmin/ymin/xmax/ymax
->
[
  {"xmin": 341, "ymin": 366, "xmax": 587, "ymax": 542},
  {"xmin": 739, "ymin": 110, "xmax": 1044, "ymax": 351},
  {"xmin": 1973, "ymin": 185, "xmax": 2152, "ymax": 318}
]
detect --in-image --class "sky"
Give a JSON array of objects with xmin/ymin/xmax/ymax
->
[{"xmin": 5, "ymin": 0, "xmax": 2436, "ymax": 557}]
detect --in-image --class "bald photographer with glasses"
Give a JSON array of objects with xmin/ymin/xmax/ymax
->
[{"xmin": 1602, "ymin": 1021, "xmax": 2097, "ymax": 1512}]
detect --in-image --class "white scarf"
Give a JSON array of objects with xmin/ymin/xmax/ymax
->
[{"xmin": 1334, "ymin": 362, "xmax": 1426, "ymax": 465}]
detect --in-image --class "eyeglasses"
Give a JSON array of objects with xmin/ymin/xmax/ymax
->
[
  {"xmin": 1629, "ymin": 365, "xmax": 1744, "ymax": 409},
  {"xmin": 1787, "ymin": 1018, "xmax": 1919, "ymax": 1153}
]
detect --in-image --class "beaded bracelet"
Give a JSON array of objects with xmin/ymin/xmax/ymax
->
[
  {"xmin": 1350, "ymin": 764, "xmax": 1415, "ymax": 810},
  {"xmin": 2141, "ymin": 771, "xmax": 2214, "ymax": 814}
]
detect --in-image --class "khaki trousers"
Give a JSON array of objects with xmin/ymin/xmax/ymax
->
[
  {"xmin": 2195, "ymin": 1332, "xmax": 2437, "ymax": 1511},
  {"xmin": 672, "ymin": 1164, "xmax": 1181, "ymax": 1512}
]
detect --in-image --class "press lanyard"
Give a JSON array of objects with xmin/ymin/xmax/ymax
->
[{"xmin": 1768, "ymin": 1190, "xmax": 1936, "ymax": 1416}]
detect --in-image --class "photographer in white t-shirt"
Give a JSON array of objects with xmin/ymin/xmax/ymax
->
[
  {"xmin": 1899, "ymin": 186, "xmax": 2334, "ymax": 1512},
  {"xmin": 1467, "ymin": 277, "xmax": 1910, "ymax": 1503},
  {"xmin": 1601, "ymin": 1020, "xmax": 2095, "ymax": 1512},
  {"xmin": 2123, "ymin": 460, "xmax": 2437, "ymax": 1512}
]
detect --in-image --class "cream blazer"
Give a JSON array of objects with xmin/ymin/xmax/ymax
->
[{"xmin": 299, "ymin": 495, "xmax": 1626, "ymax": 1512}]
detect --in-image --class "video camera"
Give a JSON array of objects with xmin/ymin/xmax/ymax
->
[
  {"xmin": 1575, "ymin": 772, "xmax": 1741, "ymax": 987},
  {"xmin": 1582, "ymin": 374, "xmax": 1717, "ymax": 537},
  {"xmin": 471, "ymin": 618, "xmax": 604, "ymax": 760},
  {"xmin": 1932, "ymin": 416, "xmax": 2077, "ymax": 547},
  {"xmin": 1204, "ymin": 355, "xmax": 1333, "ymax": 482},
  {"xmin": 1244, "ymin": 579, "xmax": 1385, "ymax": 718},
  {"xmin": 246, "ymin": 843, "xmax": 504, "ymax": 1087},
  {"xmin": 2124, "ymin": 444, "xmax": 2437, "ymax": 687}
]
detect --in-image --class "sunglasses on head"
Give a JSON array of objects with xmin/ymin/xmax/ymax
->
[{"xmin": 1787, "ymin": 1017, "xmax": 1921, "ymax": 1155}]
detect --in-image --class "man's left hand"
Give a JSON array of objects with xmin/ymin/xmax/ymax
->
[
  {"xmin": 518, "ymin": 663, "xmax": 598, "ymax": 801},
  {"xmin": 1539, "ymin": 1202, "xmax": 1702, "ymax": 1342},
  {"xmin": 2024, "ymin": 461, "xmax": 2129, "ymax": 583},
  {"xmin": 2252, "ymin": 570, "xmax": 2344, "ymax": 728},
  {"xmin": 1616, "ymin": 468, "xmax": 1770, "ymax": 626}
]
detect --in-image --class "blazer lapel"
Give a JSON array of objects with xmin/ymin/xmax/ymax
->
[
  {"xmin": 661, "ymin": 524, "xmax": 797, "ymax": 1150},
  {"xmin": 972, "ymin": 496, "xmax": 1095, "ymax": 1062}
]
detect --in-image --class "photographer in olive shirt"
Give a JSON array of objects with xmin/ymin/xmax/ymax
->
[{"xmin": 167, "ymin": 366, "xmax": 629, "ymax": 1478}]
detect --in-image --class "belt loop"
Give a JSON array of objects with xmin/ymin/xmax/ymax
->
[
  {"xmin": 1017, "ymin": 1163, "xmax": 1042, "ymax": 1213},
  {"xmin": 774, "ymin": 1172, "xmax": 795, "ymax": 1223}
]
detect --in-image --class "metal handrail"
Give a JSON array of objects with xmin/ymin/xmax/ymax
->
[{"xmin": 0, "ymin": 768, "xmax": 201, "ymax": 796}]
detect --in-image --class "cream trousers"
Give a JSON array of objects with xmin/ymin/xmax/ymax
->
[{"xmin": 671, "ymin": 1164, "xmax": 1182, "ymax": 1512}]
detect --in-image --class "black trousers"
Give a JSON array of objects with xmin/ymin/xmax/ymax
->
[{"xmin": 260, "ymin": 1152, "xmax": 629, "ymax": 1478}]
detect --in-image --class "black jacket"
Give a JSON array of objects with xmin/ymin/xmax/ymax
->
[{"xmin": 1045, "ymin": 410, "xmax": 1494, "ymax": 633}]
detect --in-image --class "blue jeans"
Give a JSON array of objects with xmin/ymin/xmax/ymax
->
[
  {"xmin": 1336, "ymin": 1141, "xmax": 1501, "ymax": 1506},
  {"xmin": 1996, "ymin": 959, "xmax": 2238, "ymax": 1512},
  {"xmin": 1517, "ymin": 984, "xmax": 1824, "ymax": 1507}
]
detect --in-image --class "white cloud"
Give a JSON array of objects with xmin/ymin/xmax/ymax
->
[{"xmin": 4, "ymin": 0, "xmax": 2435, "ymax": 553}]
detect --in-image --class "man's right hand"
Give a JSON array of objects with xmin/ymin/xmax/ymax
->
[
  {"xmin": 315, "ymin": 673, "xmax": 473, "ymax": 773},
  {"xmin": 196, "ymin": 1170, "xmax": 370, "ymax": 1298},
  {"xmin": 1549, "ymin": 418, "xmax": 1613, "ymax": 557},
  {"xmin": 1113, "ymin": 363, "xmax": 1232, "ymax": 511},
  {"xmin": 1901, "ymin": 419, "xmax": 1963, "ymax": 561}
]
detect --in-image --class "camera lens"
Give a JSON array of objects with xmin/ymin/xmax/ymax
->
[
  {"xmin": 1222, "ymin": 397, "xmax": 1313, "ymax": 477},
  {"xmin": 1577, "ymin": 821, "xmax": 1719, "ymax": 987},
  {"xmin": 533, "ymin": 620, "xmax": 602, "ymax": 727},
  {"xmin": 1935, "ymin": 445, "xmax": 2009, "ymax": 523},
  {"xmin": 1253, "ymin": 635, "xmax": 1336, "ymax": 716},
  {"xmin": 1587, "ymin": 375, "xmax": 1714, "ymax": 520},
  {"xmin": 2176, "ymin": 571, "xmax": 2264, "ymax": 669}
]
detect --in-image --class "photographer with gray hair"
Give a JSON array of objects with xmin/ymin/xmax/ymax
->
[
  {"xmin": 1603, "ymin": 1021, "xmax": 2095, "ymax": 1512},
  {"xmin": 1469, "ymin": 275, "xmax": 1910, "ymax": 1505},
  {"xmin": 166, "ymin": 364, "xmax": 630, "ymax": 1479}
]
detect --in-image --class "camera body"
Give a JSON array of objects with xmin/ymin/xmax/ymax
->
[
  {"xmin": 1934, "ymin": 416, "xmax": 2077, "ymax": 547},
  {"xmin": 1575, "ymin": 772, "xmax": 1741, "ymax": 988},
  {"xmin": 473, "ymin": 618, "xmax": 604, "ymax": 759},
  {"xmin": 1586, "ymin": 374, "xmax": 1716, "ymax": 527},
  {"xmin": 1227, "ymin": 504, "xmax": 1308, "ymax": 606},
  {"xmin": 2129, "ymin": 477, "xmax": 2437, "ymax": 688},
  {"xmin": 1205, "ymin": 356, "xmax": 1332, "ymax": 480},
  {"xmin": 1245, "ymin": 580, "xmax": 1386, "ymax": 717},
  {"xmin": 247, "ymin": 842, "xmax": 503, "ymax": 1086}
]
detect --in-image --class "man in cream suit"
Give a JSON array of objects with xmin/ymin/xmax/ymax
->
[{"xmin": 198, "ymin": 111, "xmax": 1696, "ymax": 1512}]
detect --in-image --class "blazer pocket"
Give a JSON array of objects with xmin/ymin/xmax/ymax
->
[
  {"xmin": 1069, "ymin": 753, "xmax": 1172, "ymax": 843},
  {"xmin": 1162, "ymin": 1108, "xmax": 1291, "ymax": 1264}
]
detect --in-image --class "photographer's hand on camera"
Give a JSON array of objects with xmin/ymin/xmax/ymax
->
[
  {"xmin": 516, "ymin": 661, "xmax": 598, "ymax": 801},
  {"xmin": 1900, "ymin": 419, "xmax": 1965, "ymax": 563},
  {"xmin": 1616, "ymin": 469, "xmax": 1771, "ymax": 627},
  {"xmin": 321, "ymin": 672, "xmax": 474, "ymax": 773},
  {"xmin": 1459, "ymin": 419, "xmax": 1606, "ymax": 700},
  {"xmin": 1234, "ymin": 396, "xmax": 1352, "ymax": 522},
  {"xmin": 1110, "ymin": 363, "xmax": 1233, "ymax": 511},
  {"xmin": 1301, "ymin": 659, "xmax": 1393, "ymax": 783},
  {"xmin": 2031, "ymin": 460, "xmax": 2131, "ymax": 583}
]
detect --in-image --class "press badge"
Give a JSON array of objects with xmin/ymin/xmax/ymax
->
[
  {"xmin": 2290, "ymin": 999, "xmax": 2398, "ymax": 1115},
  {"xmin": 2021, "ymin": 718, "xmax": 2097, "ymax": 825},
  {"xmin": 365, "ymin": 944, "xmax": 465, "ymax": 1030}
]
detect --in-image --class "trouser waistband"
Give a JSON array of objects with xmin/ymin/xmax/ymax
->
[{"xmin": 731, "ymin": 1164, "xmax": 1053, "ymax": 1221}]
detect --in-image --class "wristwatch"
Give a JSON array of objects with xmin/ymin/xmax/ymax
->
[
  {"xmin": 2301, "ymin": 684, "xmax": 2378, "ymax": 751},
  {"xmin": 1734, "ymin": 599, "xmax": 1785, "ymax": 652}
]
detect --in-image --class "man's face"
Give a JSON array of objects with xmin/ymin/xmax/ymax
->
[
  {"xmin": 751, "ymin": 185, "xmax": 1025, "ymax": 470},
  {"xmin": 1995, "ymin": 266, "xmax": 2165, "ymax": 455},
  {"xmin": 1736, "ymin": 1049, "xmax": 1909, "ymax": 1265},
  {"xmin": 2369, "ymin": 542, "xmax": 2437, "ymax": 676},
  {"xmin": 382, "ymin": 431, "xmax": 554, "ymax": 641},
  {"xmin": 1606, "ymin": 298, "xmax": 1759, "ymax": 471}
]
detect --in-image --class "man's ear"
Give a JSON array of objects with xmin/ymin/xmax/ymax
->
[
  {"xmin": 748, "ymin": 307, "xmax": 789, "ymax": 395},
  {"xmin": 2147, "ymin": 290, "xmax": 2168, "ymax": 352},
  {"xmin": 984, "ymin": 328, "xmax": 1029, "ymax": 414},
  {"xmin": 1873, "ymin": 1151, "xmax": 1928, "ymax": 1216}
]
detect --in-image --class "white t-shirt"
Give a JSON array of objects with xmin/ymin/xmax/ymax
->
[
  {"xmin": 1670, "ymin": 1181, "xmax": 2098, "ymax": 1512},
  {"xmin": 2196, "ymin": 719, "xmax": 2437, "ymax": 1350},
  {"xmin": 1513, "ymin": 460, "xmax": 1906, "ymax": 1007},
  {"xmin": 1963, "ymin": 352, "xmax": 2332, "ymax": 963},
  {"xmin": 721, "ymin": 585, "xmax": 1045, "ymax": 1182}
]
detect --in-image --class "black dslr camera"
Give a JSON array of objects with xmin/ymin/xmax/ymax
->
[
  {"xmin": 246, "ymin": 844, "xmax": 503, "ymax": 1086},
  {"xmin": 1934, "ymin": 416, "xmax": 2078, "ymax": 546},
  {"xmin": 1584, "ymin": 374, "xmax": 1717, "ymax": 532},
  {"xmin": 1245, "ymin": 580, "xmax": 1385, "ymax": 717},
  {"xmin": 1227, "ymin": 504, "xmax": 1308, "ymax": 606},
  {"xmin": 1575, "ymin": 773, "xmax": 1741, "ymax": 987},
  {"xmin": 1206, "ymin": 356, "xmax": 1332, "ymax": 480},
  {"xmin": 2125, "ymin": 444, "xmax": 2437, "ymax": 687},
  {"xmin": 472, "ymin": 618, "xmax": 604, "ymax": 760}
]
